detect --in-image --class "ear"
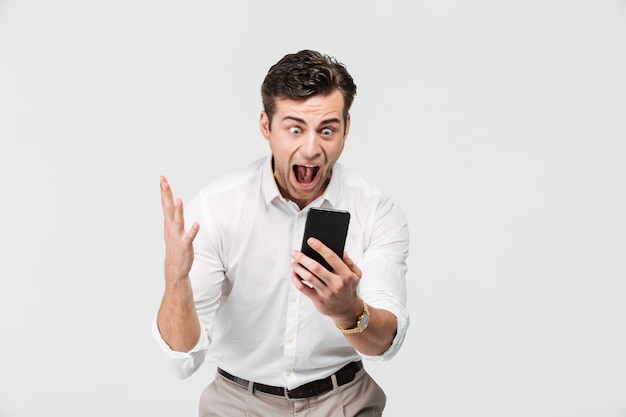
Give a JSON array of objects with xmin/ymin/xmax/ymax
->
[
  {"xmin": 259, "ymin": 111, "xmax": 271, "ymax": 140},
  {"xmin": 343, "ymin": 113, "xmax": 351, "ymax": 139}
]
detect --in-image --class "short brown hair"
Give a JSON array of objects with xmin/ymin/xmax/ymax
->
[{"xmin": 261, "ymin": 50, "xmax": 357, "ymax": 129}]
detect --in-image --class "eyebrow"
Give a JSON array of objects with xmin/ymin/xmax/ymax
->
[{"xmin": 281, "ymin": 116, "xmax": 342, "ymax": 126}]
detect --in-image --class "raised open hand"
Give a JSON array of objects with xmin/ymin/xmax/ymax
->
[{"xmin": 160, "ymin": 176, "xmax": 199, "ymax": 285}]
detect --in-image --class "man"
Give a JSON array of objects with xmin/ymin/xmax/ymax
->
[{"xmin": 153, "ymin": 49, "xmax": 409, "ymax": 416}]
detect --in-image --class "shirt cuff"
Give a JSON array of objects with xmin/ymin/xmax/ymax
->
[
  {"xmin": 360, "ymin": 300, "xmax": 410, "ymax": 361},
  {"xmin": 151, "ymin": 315, "xmax": 210, "ymax": 379}
]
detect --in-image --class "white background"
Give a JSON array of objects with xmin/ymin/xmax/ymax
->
[{"xmin": 1, "ymin": 1, "xmax": 625, "ymax": 416}]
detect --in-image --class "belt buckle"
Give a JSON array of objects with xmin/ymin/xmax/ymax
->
[
  {"xmin": 285, "ymin": 386, "xmax": 304, "ymax": 399},
  {"xmin": 286, "ymin": 379, "xmax": 328, "ymax": 399},
  {"xmin": 285, "ymin": 385, "xmax": 309, "ymax": 399}
]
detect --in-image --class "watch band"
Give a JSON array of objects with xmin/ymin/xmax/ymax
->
[{"xmin": 336, "ymin": 301, "xmax": 369, "ymax": 334}]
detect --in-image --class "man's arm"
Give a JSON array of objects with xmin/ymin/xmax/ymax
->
[
  {"xmin": 290, "ymin": 238, "xmax": 397, "ymax": 356},
  {"xmin": 333, "ymin": 297, "xmax": 397, "ymax": 356},
  {"xmin": 156, "ymin": 176, "xmax": 201, "ymax": 352}
]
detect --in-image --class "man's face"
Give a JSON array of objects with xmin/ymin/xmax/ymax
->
[{"xmin": 260, "ymin": 90, "xmax": 350, "ymax": 209}]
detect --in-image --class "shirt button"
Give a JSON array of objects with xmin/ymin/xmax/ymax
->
[
  {"xmin": 289, "ymin": 295, "xmax": 297, "ymax": 303},
  {"xmin": 287, "ymin": 336, "xmax": 294, "ymax": 343}
]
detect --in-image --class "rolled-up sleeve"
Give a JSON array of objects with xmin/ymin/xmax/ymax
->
[
  {"xmin": 151, "ymin": 316, "xmax": 210, "ymax": 379},
  {"xmin": 358, "ymin": 196, "xmax": 410, "ymax": 361}
]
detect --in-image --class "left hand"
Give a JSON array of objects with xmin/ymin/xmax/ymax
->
[{"xmin": 291, "ymin": 237, "xmax": 363, "ymax": 324}]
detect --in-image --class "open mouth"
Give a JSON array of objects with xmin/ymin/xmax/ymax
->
[{"xmin": 293, "ymin": 164, "xmax": 321, "ymax": 186}]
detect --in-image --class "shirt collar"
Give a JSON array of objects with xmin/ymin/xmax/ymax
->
[
  {"xmin": 320, "ymin": 164, "xmax": 342, "ymax": 208},
  {"xmin": 261, "ymin": 155, "xmax": 344, "ymax": 209},
  {"xmin": 261, "ymin": 155, "xmax": 282, "ymax": 206}
]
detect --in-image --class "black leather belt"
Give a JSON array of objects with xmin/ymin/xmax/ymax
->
[{"xmin": 217, "ymin": 360, "xmax": 363, "ymax": 399}]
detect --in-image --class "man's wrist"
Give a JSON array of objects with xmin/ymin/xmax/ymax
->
[{"xmin": 335, "ymin": 300, "xmax": 370, "ymax": 334}]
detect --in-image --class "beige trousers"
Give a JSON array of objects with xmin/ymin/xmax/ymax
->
[{"xmin": 199, "ymin": 367, "xmax": 386, "ymax": 417}]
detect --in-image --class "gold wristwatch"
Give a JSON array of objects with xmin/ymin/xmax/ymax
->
[{"xmin": 337, "ymin": 300, "xmax": 369, "ymax": 334}]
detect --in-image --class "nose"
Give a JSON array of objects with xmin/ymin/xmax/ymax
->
[{"xmin": 299, "ymin": 132, "xmax": 322, "ymax": 159}]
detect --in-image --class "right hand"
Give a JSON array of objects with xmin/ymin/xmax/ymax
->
[{"xmin": 160, "ymin": 176, "xmax": 199, "ymax": 285}]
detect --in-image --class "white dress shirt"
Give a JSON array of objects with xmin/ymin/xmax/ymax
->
[{"xmin": 152, "ymin": 155, "xmax": 410, "ymax": 389}]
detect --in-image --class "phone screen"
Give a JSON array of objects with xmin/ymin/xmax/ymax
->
[{"xmin": 300, "ymin": 207, "xmax": 350, "ymax": 271}]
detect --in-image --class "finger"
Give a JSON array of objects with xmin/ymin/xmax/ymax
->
[
  {"xmin": 290, "ymin": 271, "xmax": 312, "ymax": 290},
  {"xmin": 160, "ymin": 176, "xmax": 175, "ymax": 223},
  {"xmin": 342, "ymin": 252, "xmax": 362, "ymax": 278},
  {"xmin": 174, "ymin": 198, "xmax": 185, "ymax": 227},
  {"xmin": 306, "ymin": 237, "xmax": 344, "ymax": 272},
  {"xmin": 290, "ymin": 270, "xmax": 319, "ymax": 293},
  {"xmin": 291, "ymin": 261, "xmax": 315, "ymax": 286},
  {"xmin": 291, "ymin": 258, "xmax": 328, "ymax": 290},
  {"xmin": 185, "ymin": 221, "xmax": 200, "ymax": 243}
]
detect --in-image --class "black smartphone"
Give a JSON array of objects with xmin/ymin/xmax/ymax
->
[{"xmin": 300, "ymin": 207, "xmax": 351, "ymax": 272}]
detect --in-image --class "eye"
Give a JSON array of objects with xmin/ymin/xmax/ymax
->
[
  {"xmin": 321, "ymin": 127, "xmax": 333, "ymax": 137},
  {"xmin": 289, "ymin": 126, "xmax": 302, "ymax": 135}
]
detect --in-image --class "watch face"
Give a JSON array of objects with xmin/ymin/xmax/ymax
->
[{"xmin": 360, "ymin": 314, "xmax": 369, "ymax": 330}]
